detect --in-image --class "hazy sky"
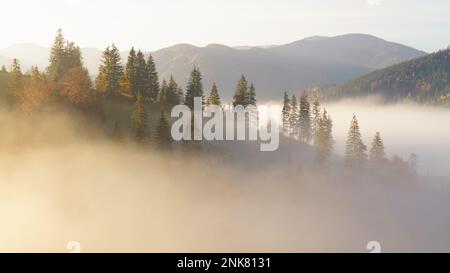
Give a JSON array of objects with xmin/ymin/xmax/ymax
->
[{"xmin": 0, "ymin": 0, "xmax": 448, "ymax": 52}]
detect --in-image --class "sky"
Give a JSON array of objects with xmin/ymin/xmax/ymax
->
[{"xmin": 0, "ymin": 0, "xmax": 448, "ymax": 52}]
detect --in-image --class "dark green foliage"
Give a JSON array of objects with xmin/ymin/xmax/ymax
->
[
  {"xmin": 96, "ymin": 44, "xmax": 124, "ymax": 95},
  {"xmin": 122, "ymin": 47, "xmax": 137, "ymax": 97},
  {"xmin": 47, "ymin": 29, "xmax": 83, "ymax": 83},
  {"xmin": 327, "ymin": 49, "xmax": 450, "ymax": 104},
  {"xmin": 131, "ymin": 91, "xmax": 149, "ymax": 141},
  {"xmin": 155, "ymin": 111, "xmax": 172, "ymax": 147},
  {"xmin": 232, "ymin": 74, "xmax": 248, "ymax": 107},
  {"xmin": 146, "ymin": 54, "xmax": 159, "ymax": 102},
  {"xmin": 247, "ymin": 83, "xmax": 257, "ymax": 106},
  {"xmin": 135, "ymin": 50, "xmax": 148, "ymax": 100},
  {"xmin": 281, "ymin": 92, "xmax": 291, "ymax": 134},
  {"xmin": 8, "ymin": 59, "xmax": 23, "ymax": 95},
  {"xmin": 184, "ymin": 67, "xmax": 203, "ymax": 109},
  {"xmin": 206, "ymin": 82, "xmax": 221, "ymax": 106},
  {"xmin": 345, "ymin": 114, "xmax": 367, "ymax": 166}
]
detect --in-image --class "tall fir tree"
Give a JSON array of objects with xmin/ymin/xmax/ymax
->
[
  {"xmin": 131, "ymin": 91, "xmax": 149, "ymax": 142},
  {"xmin": 232, "ymin": 74, "xmax": 248, "ymax": 107},
  {"xmin": 165, "ymin": 75, "xmax": 182, "ymax": 108},
  {"xmin": 121, "ymin": 47, "xmax": 137, "ymax": 97},
  {"xmin": 345, "ymin": 114, "xmax": 367, "ymax": 166},
  {"xmin": 281, "ymin": 92, "xmax": 291, "ymax": 134},
  {"xmin": 369, "ymin": 132, "xmax": 386, "ymax": 163},
  {"xmin": 155, "ymin": 111, "xmax": 172, "ymax": 147},
  {"xmin": 289, "ymin": 95, "xmax": 299, "ymax": 137},
  {"xmin": 184, "ymin": 67, "xmax": 203, "ymax": 110},
  {"xmin": 157, "ymin": 79, "xmax": 168, "ymax": 103},
  {"xmin": 314, "ymin": 109, "xmax": 333, "ymax": 165},
  {"xmin": 298, "ymin": 92, "xmax": 312, "ymax": 142},
  {"xmin": 206, "ymin": 82, "xmax": 221, "ymax": 106},
  {"xmin": 247, "ymin": 83, "xmax": 257, "ymax": 106},
  {"xmin": 135, "ymin": 50, "xmax": 149, "ymax": 100},
  {"xmin": 96, "ymin": 44, "xmax": 124, "ymax": 95},
  {"xmin": 312, "ymin": 98, "xmax": 321, "ymax": 136},
  {"xmin": 8, "ymin": 58, "xmax": 23, "ymax": 95},
  {"xmin": 47, "ymin": 29, "xmax": 82, "ymax": 83},
  {"xmin": 146, "ymin": 54, "xmax": 159, "ymax": 102}
]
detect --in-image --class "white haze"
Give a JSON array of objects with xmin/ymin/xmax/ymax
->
[
  {"xmin": 1, "ymin": 103, "xmax": 450, "ymax": 253},
  {"xmin": 323, "ymin": 98, "xmax": 450, "ymax": 178}
]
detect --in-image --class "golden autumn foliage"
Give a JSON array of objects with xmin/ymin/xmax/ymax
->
[{"xmin": 60, "ymin": 66, "xmax": 97, "ymax": 107}]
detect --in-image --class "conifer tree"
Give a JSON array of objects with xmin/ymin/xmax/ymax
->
[
  {"xmin": 247, "ymin": 82, "xmax": 257, "ymax": 106},
  {"xmin": 8, "ymin": 58, "xmax": 23, "ymax": 95},
  {"xmin": 155, "ymin": 111, "xmax": 172, "ymax": 147},
  {"xmin": 47, "ymin": 29, "xmax": 82, "ymax": 83},
  {"xmin": 299, "ymin": 92, "xmax": 312, "ymax": 142},
  {"xmin": 96, "ymin": 44, "xmax": 124, "ymax": 95},
  {"xmin": 289, "ymin": 95, "xmax": 299, "ymax": 137},
  {"xmin": 112, "ymin": 121, "xmax": 123, "ymax": 142},
  {"xmin": 312, "ymin": 98, "xmax": 321, "ymax": 136},
  {"xmin": 131, "ymin": 91, "xmax": 149, "ymax": 142},
  {"xmin": 121, "ymin": 47, "xmax": 137, "ymax": 97},
  {"xmin": 345, "ymin": 114, "xmax": 367, "ymax": 166},
  {"xmin": 314, "ymin": 109, "xmax": 333, "ymax": 165},
  {"xmin": 206, "ymin": 82, "xmax": 221, "ymax": 106},
  {"xmin": 232, "ymin": 74, "xmax": 249, "ymax": 107},
  {"xmin": 158, "ymin": 79, "xmax": 168, "ymax": 103},
  {"xmin": 135, "ymin": 50, "xmax": 149, "ymax": 100},
  {"xmin": 146, "ymin": 54, "xmax": 159, "ymax": 102},
  {"xmin": 281, "ymin": 92, "xmax": 291, "ymax": 134},
  {"xmin": 369, "ymin": 132, "xmax": 386, "ymax": 163},
  {"xmin": 184, "ymin": 67, "xmax": 203, "ymax": 109},
  {"xmin": 165, "ymin": 75, "xmax": 182, "ymax": 108}
]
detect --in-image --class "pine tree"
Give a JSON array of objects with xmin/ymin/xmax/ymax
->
[
  {"xmin": 298, "ymin": 92, "xmax": 312, "ymax": 142},
  {"xmin": 96, "ymin": 44, "xmax": 124, "ymax": 95},
  {"xmin": 135, "ymin": 50, "xmax": 149, "ymax": 100},
  {"xmin": 312, "ymin": 98, "xmax": 321, "ymax": 136},
  {"xmin": 314, "ymin": 109, "xmax": 333, "ymax": 165},
  {"xmin": 281, "ymin": 92, "xmax": 291, "ymax": 134},
  {"xmin": 289, "ymin": 95, "xmax": 299, "ymax": 137},
  {"xmin": 165, "ymin": 75, "xmax": 182, "ymax": 108},
  {"xmin": 146, "ymin": 54, "xmax": 159, "ymax": 102},
  {"xmin": 47, "ymin": 29, "xmax": 82, "ymax": 83},
  {"xmin": 369, "ymin": 132, "xmax": 386, "ymax": 163},
  {"xmin": 155, "ymin": 111, "xmax": 172, "ymax": 147},
  {"xmin": 232, "ymin": 74, "xmax": 248, "ymax": 107},
  {"xmin": 247, "ymin": 82, "xmax": 257, "ymax": 106},
  {"xmin": 122, "ymin": 47, "xmax": 137, "ymax": 97},
  {"xmin": 131, "ymin": 91, "xmax": 149, "ymax": 142},
  {"xmin": 112, "ymin": 121, "xmax": 123, "ymax": 142},
  {"xmin": 345, "ymin": 114, "xmax": 367, "ymax": 166},
  {"xmin": 206, "ymin": 82, "xmax": 221, "ymax": 106},
  {"xmin": 8, "ymin": 59, "xmax": 23, "ymax": 95},
  {"xmin": 184, "ymin": 67, "xmax": 203, "ymax": 110},
  {"xmin": 158, "ymin": 79, "xmax": 168, "ymax": 103},
  {"xmin": 47, "ymin": 29, "xmax": 65, "ymax": 82}
]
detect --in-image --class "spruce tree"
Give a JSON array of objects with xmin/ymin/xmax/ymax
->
[
  {"xmin": 206, "ymin": 82, "xmax": 221, "ymax": 106},
  {"xmin": 155, "ymin": 111, "xmax": 172, "ymax": 147},
  {"xmin": 314, "ymin": 109, "xmax": 333, "ymax": 165},
  {"xmin": 47, "ymin": 29, "xmax": 65, "ymax": 82},
  {"xmin": 184, "ymin": 67, "xmax": 203, "ymax": 110},
  {"xmin": 96, "ymin": 44, "xmax": 124, "ymax": 95},
  {"xmin": 158, "ymin": 79, "xmax": 168, "ymax": 103},
  {"xmin": 299, "ymin": 92, "xmax": 312, "ymax": 142},
  {"xmin": 281, "ymin": 92, "xmax": 291, "ymax": 134},
  {"xmin": 345, "ymin": 114, "xmax": 367, "ymax": 166},
  {"xmin": 289, "ymin": 95, "xmax": 299, "ymax": 137},
  {"xmin": 165, "ymin": 75, "xmax": 181, "ymax": 108},
  {"xmin": 122, "ymin": 47, "xmax": 137, "ymax": 97},
  {"xmin": 131, "ymin": 91, "xmax": 149, "ymax": 142},
  {"xmin": 247, "ymin": 82, "xmax": 257, "ymax": 106},
  {"xmin": 233, "ymin": 74, "xmax": 248, "ymax": 107},
  {"xmin": 146, "ymin": 54, "xmax": 159, "ymax": 102},
  {"xmin": 312, "ymin": 98, "xmax": 321, "ymax": 136},
  {"xmin": 135, "ymin": 50, "xmax": 149, "ymax": 100},
  {"xmin": 8, "ymin": 58, "xmax": 23, "ymax": 95},
  {"xmin": 369, "ymin": 132, "xmax": 386, "ymax": 163}
]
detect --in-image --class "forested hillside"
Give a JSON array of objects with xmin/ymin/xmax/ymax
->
[{"xmin": 324, "ymin": 48, "xmax": 450, "ymax": 104}]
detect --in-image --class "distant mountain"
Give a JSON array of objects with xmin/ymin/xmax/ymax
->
[
  {"xmin": 323, "ymin": 48, "xmax": 450, "ymax": 104},
  {"xmin": 0, "ymin": 34, "xmax": 427, "ymax": 101}
]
